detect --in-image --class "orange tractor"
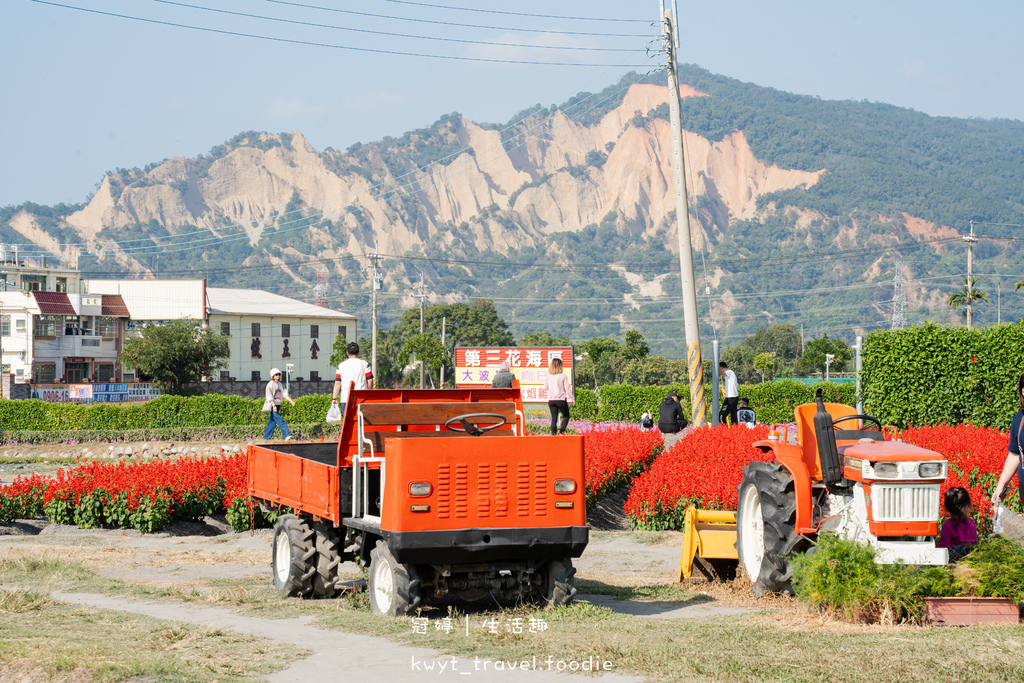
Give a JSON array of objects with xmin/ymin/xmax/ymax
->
[
  {"xmin": 246, "ymin": 386, "xmax": 588, "ymax": 615},
  {"xmin": 682, "ymin": 391, "xmax": 950, "ymax": 596}
]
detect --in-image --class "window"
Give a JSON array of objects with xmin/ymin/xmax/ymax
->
[
  {"xmin": 15, "ymin": 368, "xmax": 23, "ymax": 378},
  {"xmin": 80, "ymin": 317, "xmax": 93, "ymax": 336},
  {"xmin": 55, "ymin": 277, "xmax": 67, "ymax": 293},
  {"xmin": 251, "ymin": 371, "xmax": 261, "ymax": 382},
  {"xmin": 310, "ymin": 324, "xmax": 319, "ymax": 338},
  {"xmin": 21, "ymin": 275, "xmax": 45, "ymax": 291},
  {"xmin": 34, "ymin": 363, "xmax": 56, "ymax": 383},
  {"xmin": 64, "ymin": 316, "xmax": 80, "ymax": 336},
  {"xmin": 82, "ymin": 338, "xmax": 100, "ymax": 347},
  {"xmin": 338, "ymin": 325, "xmax": 347, "ymax": 338},
  {"xmin": 97, "ymin": 364, "xmax": 114, "ymax": 382},
  {"xmin": 220, "ymin": 322, "xmax": 230, "ymax": 336},
  {"xmin": 310, "ymin": 370, "xmax": 320, "ymax": 381},
  {"xmin": 1, "ymin": 315, "xmax": 8, "ymax": 337},
  {"xmin": 281, "ymin": 323, "xmax": 290, "ymax": 338},
  {"xmin": 220, "ymin": 371, "xmax": 230, "ymax": 381},
  {"xmin": 98, "ymin": 318, "xmax": 118, "ymax": 338},
  {"xmin": 251, "ymin": 323, "xmax": 261, "ymax": 337},
  {"xmin": 33, "ymin": 315, "xmax": 59, "ymax": 337},
  {"xmin": 15, "ymin": 319, "xmax": 25, "ymax": 332}
]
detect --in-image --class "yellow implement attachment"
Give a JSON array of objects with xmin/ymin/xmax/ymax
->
[{"xmin": 678, "ymin": 508, "xmax": 739, "ymax": 582}]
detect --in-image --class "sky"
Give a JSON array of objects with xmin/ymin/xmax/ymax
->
[{"xmin": 2, "ymin": 0, "xmax": 1023, "ymax": 208}]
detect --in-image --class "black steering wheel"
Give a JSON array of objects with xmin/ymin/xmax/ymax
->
[
  {"xmin": 444, "ymin": 413, "xmax": 507, "ymax": 436},
  {"xmin": 831, "ymin": 414, "xmax": 883, "ymax": 431}
]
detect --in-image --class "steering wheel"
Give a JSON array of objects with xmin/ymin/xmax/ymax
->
[
  {"xmin": 831, "ymin": 414, "xmax": 883, "ymax": 431},
  {"xmin": 444, "ymin": 413, "xmax": 507, "ymax": 436}
]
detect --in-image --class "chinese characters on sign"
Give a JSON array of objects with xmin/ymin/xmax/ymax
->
[{"xmin": 455, "ymin": 347, "xmax": 573, "ymax": 402}]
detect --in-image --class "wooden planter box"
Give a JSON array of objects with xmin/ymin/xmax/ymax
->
[{"xmin": 925, "ymin": 597, "xmax": 1021, "ymax": 626}]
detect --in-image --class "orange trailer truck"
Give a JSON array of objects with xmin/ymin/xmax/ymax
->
[{"xmin": 246, "ymin": 387, "xmax": 588, "ymax": 615}]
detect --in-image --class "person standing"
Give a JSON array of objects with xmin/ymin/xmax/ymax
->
[
  {"xmin": 264, "ymin": 368, "xmax": 296, "ymax": 441},
  {"xmin": 491, "ymin": 360, "xmax": 515, "ymax": 388},
  {"xmin": 331, "ymin": 342, "xmax": 374, "ymax": 415},
  {"xmin": 718, "ymin": 361, "xmax": 739, "ymax": 426},
  {"xmin": 657, "ymin": 392, "xmax": 688, "ymax": 433},
  {"xmin": 544, "ymin": 357, "xmax": 573, "ymax": 435},
  {"xmin": 991, "ymin": 371, "xmax": 1024, "ymax": 506}
]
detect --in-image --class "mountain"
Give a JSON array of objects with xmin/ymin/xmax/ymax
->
[{"xmin": 4, "ymin": 65, "xmax": 1024, "ymax": 356}]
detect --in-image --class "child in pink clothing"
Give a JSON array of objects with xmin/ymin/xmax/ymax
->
[
  {"xmin": 936, "ymin": 487, "xmax": 977, "ymax": 562},
  {"xmin": 544, "ymin": 357, "xmax": 573, "ymax": 435}
]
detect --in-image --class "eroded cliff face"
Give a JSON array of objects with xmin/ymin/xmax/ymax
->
[{"xmin": 11, "ymin": 83, "xmax": 824, "ymax": 275}]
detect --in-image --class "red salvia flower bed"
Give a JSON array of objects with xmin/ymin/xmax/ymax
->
[{"xmin": 582, "ymin": 426, "xmax": 663, "ymax": 508}]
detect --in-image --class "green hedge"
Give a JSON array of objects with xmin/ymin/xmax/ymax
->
[
  {"xmin": 862, "ymin": 323, "xmax": 1024, "ymax": 429},
  {"xmin": 0, "ymin": 393, "xmax": 336, "ymax": 435},
  {"xmin": 573, "ymin": 388, "xmax": 598, "ymax": 421},
  {"xmin": 596, "ymin": 380, "xmax": 854, "ymax": 424}
]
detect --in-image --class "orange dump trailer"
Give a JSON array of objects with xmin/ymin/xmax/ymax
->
[{"xmin": 247, "ymin": 387, "xmax": 588, "ymax": 615}]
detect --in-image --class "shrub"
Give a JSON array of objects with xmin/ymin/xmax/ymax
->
[{"xmin": 862, "ymin": 323, "xmax": 1024, "ymax": 429}]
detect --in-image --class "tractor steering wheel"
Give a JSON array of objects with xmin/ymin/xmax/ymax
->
[
  {"xmin": 444, "ymin": 413, "xmax": 507, "ymax": 436},
  {"xmin": 831, "ymin": 414, "xmax": 883, "ymax": 432}
]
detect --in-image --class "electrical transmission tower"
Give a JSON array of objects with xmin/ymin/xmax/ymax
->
[
  {"xmin": 313, "ymin": 271, "xmax": 329, "ymax": 308},
  {"xmin": 891, "ymin": 260, "xmax": 907, "ymax": 330}
]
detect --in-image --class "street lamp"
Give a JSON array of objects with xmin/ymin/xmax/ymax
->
[
  {"xmin": 285, "ymin": 363, "xmax": 295, "ymax": 396},
  {"xmin": 825, "ymin": 353, "xmax": 835, "ymax": 383}
]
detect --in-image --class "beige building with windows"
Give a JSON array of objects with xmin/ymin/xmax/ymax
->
[{"xmin": 84, "ymin": 280, "xmax": 358, "ymax": 383}]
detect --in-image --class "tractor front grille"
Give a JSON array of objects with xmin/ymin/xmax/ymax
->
[
  {"xmin": 870, "ymin": 484, "xmax": 940, "ymax": 522},
  {"xmin": 436, "ymin": 461, "xmax": 548, "ymax": 521}
]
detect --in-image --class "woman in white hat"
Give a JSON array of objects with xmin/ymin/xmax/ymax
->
[{"xmin": 264, "ymin": 368, "xmax": 296, "ymax": 441}]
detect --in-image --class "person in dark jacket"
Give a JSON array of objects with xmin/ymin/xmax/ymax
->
[
  {"xmin": 491, "ymin": 360, "xmax": 515, "ymax": 388},
  {"xmin": 658, "ymin": 392, "xmax": 689, "ymax": 433}
]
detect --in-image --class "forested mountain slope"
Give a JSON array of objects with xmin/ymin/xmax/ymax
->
[{"xmin": 4, "ymin": 65, "xmax": 1023, "ymax": 355}]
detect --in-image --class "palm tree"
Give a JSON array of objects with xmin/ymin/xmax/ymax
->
[{"xmin": 947, "ymin": 277, "xmax": 989, "ymax": 319}]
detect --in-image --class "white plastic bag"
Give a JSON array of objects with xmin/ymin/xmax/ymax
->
[
  {"xmin": 326, "ymin": 403, "xmax": 342, "ymax": 424},
  {"xmin": 261, "ymin": 399, "xmax": 274, "ymax": 413}
]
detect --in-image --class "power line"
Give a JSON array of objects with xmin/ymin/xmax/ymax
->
[
  {"xmin": 148, "ymin": 0, "xmax": 645, "ymax": 52},
  {"xmin": 382, "ymin": 0, "xmax": 651, "ymax": 23},
  {"xmin": 264, "ymin": 0, "xmax": 653, "ymax": 37},
  {"xmin": 30, "ymin": 1, "xmax": 655, "ymax": 66}
]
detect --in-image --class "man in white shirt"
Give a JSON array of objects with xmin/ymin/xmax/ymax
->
[
  {"xmin": 332, "ymin": 342, "xmax": 375, "ymax": 414},
  {"xmin": 718, "ymin": 361, "xmax": 739, "ymax": 426}
]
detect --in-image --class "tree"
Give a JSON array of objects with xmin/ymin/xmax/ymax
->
[
  {"xmin": 753, "ymin": 352, "xmax": 776, "ymax": 383},
  {"xmin": 947, "ymin": 276, "xmax": 990, "ymax": 318},
  {"xmin": 119, "ymin": 320, "xmax": 229, "ymax": 394},
  {"xmin": 576, "ymin": 337, "xmax": 621, "ymax": 389},
  {"xmin": 398, "ymin": 334, "xmax": 451, "ymax": 386},
  {"xmin": 721, "ymin": 324, "xmax": 802, "ymax": 384},
  {"xmin": 794, "ymin": 334, "xmax": 851, "ymax": 378},
  {"xmin": 519, "ymin": 331, "xmax": 571, "ymax": 347}
]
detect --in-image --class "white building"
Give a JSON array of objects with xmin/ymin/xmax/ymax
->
[
  {"xmin": 84, "ymin": 279, "xmax": 358, "ymax": 383},
  {"xmin": 0, "ymin": 254, "xmax": 129, "ymax": 383}
]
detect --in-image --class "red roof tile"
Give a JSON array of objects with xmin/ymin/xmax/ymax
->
[
  {"xmin": 101, "ymin": 294, "xmax": 131, "ymax": 317},
  {"xmin": 31, "ymin": 291, "xmax": 76, "ymax": 315}
]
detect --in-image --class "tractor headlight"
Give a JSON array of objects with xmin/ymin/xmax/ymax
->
[
  {"xmin": 554, "ymin": 479, "xmax": 576, "ymax": 494},
  {"xmin": 918, "ymin": 462, "xmax": 944, "ymax": 478},
  {"xmin": 409, "ymin": 482, "xmax": 432, "ymax": 497},
  {"xmin": 872, "ymin": 462, "xmax": 898, "ymax": 479}
]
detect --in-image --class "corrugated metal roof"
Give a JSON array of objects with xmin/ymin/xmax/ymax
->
[
  {"xmin": 101, "ymin": 294, "xmax": 131, "ymax": 317},
  {"xmin": 31, "ymin": 291, "xmax": 76, "ymax": 315},
  {"xmin": 206, "ymin": 288, "xmax": 356, "ymax": 319}
]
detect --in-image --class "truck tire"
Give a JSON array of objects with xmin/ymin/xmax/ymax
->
[
  {"xmin": 537, "ymin": 558, "xmax": 577, "ymax": 608},
  {"xmin": 312, "ymin": 522, "xmax": 342, "ymax": 598},
  {"xmin": 272, "ymin": 514, "xmax": 316, "ymax": 598},
  {"xmin": 736, "ymin": 461, "xmax": 805, "ymax": 597},
  {"xmin": 368, "ymin": 540, "xmax": 421, "ymax": 616}
]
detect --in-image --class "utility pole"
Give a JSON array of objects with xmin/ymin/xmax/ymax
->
[
  {"xmin": 662, "ymin": 0, "xmax": 706, "ymax": 427},
  {"xmin": 440, "ymin": 317, "xmax": 446, "ymax": 387},
  {"xmin": 413, "ymin": 274, "xmax": 428, "ymax": 389},
  {"xmin": 369, "ymin": 246, "xmax": 382, "ymax": 379},
  {"xmin": 964, "ymin": 220, "xmax": 978, "ymax": 329},
  {"xmin": 998, "ymin": 280, "xmax": 1002, "ymax": 324},
  {"xmin": 891, "ymin": 260, "xmax": 907, "ymax": 330}
]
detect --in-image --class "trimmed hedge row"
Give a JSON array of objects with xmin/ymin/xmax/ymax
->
[
  {"xmin": 596, "ymin": 380, "xmax": 854, "ymax": 424},
  {"xmin": 0, "ymin": 394, "xmax": 336, "ymax": 432},
  {"xmin": 862, "ymin": 323, "xmax": 1024, "ymax": 429}
]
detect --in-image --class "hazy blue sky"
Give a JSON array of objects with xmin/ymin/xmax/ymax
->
[{"xmin": 2, "ymin": 0, "xmax": 1022, "ymax": 207}]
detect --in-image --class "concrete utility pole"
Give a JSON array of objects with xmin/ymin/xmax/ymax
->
[
  {"xmin": 440, "ymin": 317, "xmax": 446, "ymax": 386},
  {"xmin": 369, "ymin": 247, "xmax": 382, "ymax": 379},
  {"xmin": 662, "ymin": 0, "xmax": 706, "ymax": 427},
  {"xmin": 964, "ymin": 220, "xmax": 978, "ymax": 329},
  {"xmin": 413, "ymin": 274, "xmax": 428, "ymax": 389}
]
